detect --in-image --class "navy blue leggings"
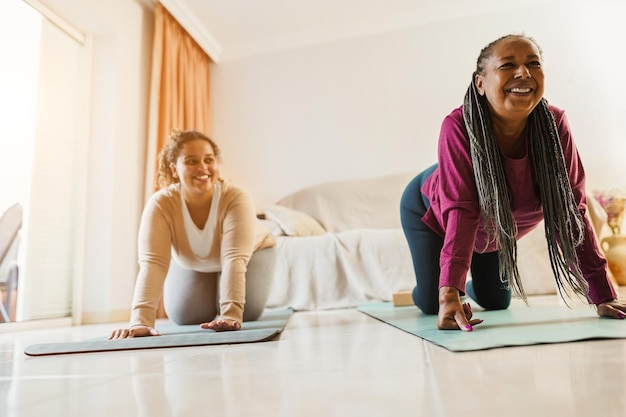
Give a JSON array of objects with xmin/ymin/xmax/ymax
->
[{"xmin": 400, "ymin": 164, "xmax": 511, "ymax": 314}]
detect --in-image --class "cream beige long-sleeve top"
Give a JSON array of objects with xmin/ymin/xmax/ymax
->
[{"xmin": 129, "ymin": 180, "xmax": 275, "ymax": 328}]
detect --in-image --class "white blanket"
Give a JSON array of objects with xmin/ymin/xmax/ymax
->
[{"xmin": 266, "ymin": 229, "xmax": 414, "ymax": 311}]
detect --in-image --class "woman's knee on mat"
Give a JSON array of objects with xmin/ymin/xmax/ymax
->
[
  {"xmin": 412, "ymin": 286, "xmax": 439, "ymax": 315},
  {"xmin": 465, "ymin": 280, "xmax": 511, "ymax": 310},
  {"xmin": 242, "ymin": 246, "xmax": 278, "ymax": 322}
]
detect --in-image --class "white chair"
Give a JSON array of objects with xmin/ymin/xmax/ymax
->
[{"xmin": 0, "ymin": 203, "xmax": 22, "ymax": 322}]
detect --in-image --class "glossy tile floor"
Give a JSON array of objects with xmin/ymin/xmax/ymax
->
[{"xmin": 2, "ymin": 290, "xmax": 626, "ymax": 417}]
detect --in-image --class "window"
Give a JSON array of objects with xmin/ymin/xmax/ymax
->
[{"xmin": 0, "ymin": 0, "xmax": 88, "ymax": 322}]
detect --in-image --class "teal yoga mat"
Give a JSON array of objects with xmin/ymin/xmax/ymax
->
[
  {"xmin": 24, "ymin": 308, "xmax": 293, "ymax": 356},
  {"xmin": 358, "ymin": 302, "xmax": 626, "ymax": 352}
]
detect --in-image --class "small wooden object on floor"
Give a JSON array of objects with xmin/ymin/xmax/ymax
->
[{"xmin": 392, "ymin": 290, "xmax": 413, "ymax": 307}]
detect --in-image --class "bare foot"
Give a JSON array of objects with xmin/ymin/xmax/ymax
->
[{"xmin": 200, "ymin": 319, "xmax": 241, "ymax": 332}]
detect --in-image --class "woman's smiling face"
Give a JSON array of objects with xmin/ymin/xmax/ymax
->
[
  {"xmin": 475, "ymin": 36, "xmax": 545, "ymax": 119},
  {"xmin": 170, "ymin": 138, "xmax": 219, "ymax": 195}
]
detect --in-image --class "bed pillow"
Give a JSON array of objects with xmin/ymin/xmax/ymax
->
[
  {"xmin": 275, "ymin": 171, "xmax": 418, "ymax": 233},
  {"xmin": 257, "ymin": 218, "xmax": 285, "ymax": 237},
  {"xmin": 264, "ymin": 205, "xmax": 326, "ymax": 237}
]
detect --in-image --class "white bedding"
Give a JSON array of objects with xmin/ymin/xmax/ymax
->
[{"xmin": 265, "ymin": 229, "xmax": 414, "ymax": 311}]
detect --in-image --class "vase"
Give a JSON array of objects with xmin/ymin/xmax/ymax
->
[{"xmin": 601, "ymin": 234, "xmax": 626, "ymax": 286}]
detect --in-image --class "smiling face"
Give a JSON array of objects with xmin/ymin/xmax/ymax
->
[
  {"xmin": 475, "ymin": 36, "xmax": 545, "ymax": 120},
  {"xmin": 170, "ymin": 138, "xmax": 220, "ymax": 196}
]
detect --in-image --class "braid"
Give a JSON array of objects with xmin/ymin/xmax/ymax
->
[
  {"xmin": 463, "ymin": 79, "xmax": 523, "ymax": 301},
  {"xmin": 463, "ymin": 79, "xmax": 589, "ymax": 304},
  {"xmin": 529, "ymin": 101, "xmax": 589, "ymax": 303}
]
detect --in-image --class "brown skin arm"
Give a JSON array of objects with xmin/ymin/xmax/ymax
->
[
  {"xmin": 108, "ymin": 319, "xmax": 243, "ymax": 339},
  {"xmin": 437, "ymin": 286, "xmax": 484, "ymax": 331},
  {"xmin": 108, "ymin": 325, "xmax": 161, "ymax": 339},
  {"xmin": 596, "ymin": 300, "xmax": 626, "ymax": 319},
  {"xmin": 200, "ymin": 319, "xmax": 241, "ymax": 332}
]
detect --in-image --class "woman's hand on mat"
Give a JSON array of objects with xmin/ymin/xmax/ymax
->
[
  {"xmin": 200, "ymin": 318, "xmax": 241, "ymax": 332},
  {"xmin": 437, "ymin": 286, "xmax": 483, "ymax": 331},
  {"xmin": 596, "ymin": 299, "xmax": 626, "ymax": 320},
  {"xmin": 108, "ymin": 326, "xmax": 161, "ymax": 339}
]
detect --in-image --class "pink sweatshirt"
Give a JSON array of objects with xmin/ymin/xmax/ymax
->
[{"xmin": 421, "ymin": 105, "xmax": 616, "ymax": 304}]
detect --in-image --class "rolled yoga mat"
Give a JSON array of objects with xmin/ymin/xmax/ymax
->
[
  {"xmin": 357, "ymin": 302, "xmax": 626, "ymax": 352},
  {"xmin": 24, "ymin": 307, "xmax": 293, "ymax": 356}
]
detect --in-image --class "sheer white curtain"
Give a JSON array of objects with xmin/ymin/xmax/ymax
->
[{"xmin": 0, "ymin": 0, "xmax": 89, "ymax": 322}]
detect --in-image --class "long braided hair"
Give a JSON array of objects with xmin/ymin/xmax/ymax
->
[{"xmin": 462, "ymin": 34, "xmax": 589, "ymax": 304}]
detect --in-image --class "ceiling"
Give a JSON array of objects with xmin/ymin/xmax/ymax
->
[
  {"xmin": 161, "ymin": 0, "xmax": 557, "ymax": 62},
  {"xmin": 32, "ymin": 0, "xmax": 558, "ymax": 62}
]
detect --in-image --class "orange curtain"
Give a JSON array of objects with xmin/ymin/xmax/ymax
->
[{"xmin": 146, "ymin": 2, "xmax": 212, "ymax": 194}]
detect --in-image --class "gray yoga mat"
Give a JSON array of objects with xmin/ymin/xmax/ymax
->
[
  {"xmin": 24, "ymin": 307, "xmax": 293, "ymax": 356},
  {"xmin": 358, "ymin": 302, "xmax": 626, "ymax": 352}
]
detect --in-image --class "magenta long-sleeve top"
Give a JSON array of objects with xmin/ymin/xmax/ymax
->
[{"xmin": 421, "ymin": 104, "xmax": 616, "ymax": 304}]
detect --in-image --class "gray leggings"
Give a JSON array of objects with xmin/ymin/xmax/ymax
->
[{"xmin": 162, "ymin": 247, "xmax": 277, "ymax": 325}]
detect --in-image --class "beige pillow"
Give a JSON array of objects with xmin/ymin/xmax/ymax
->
[
  {"xmin": 257, "ymin": 218, "xmax": 285, "ymax": 237},
  {"xmin": 264, "ymin": 205, "xmax": 326, "ymax": 236},
  {"xmin": 276, "ymin": 171, "xmax": 419, "ymax": 233}
]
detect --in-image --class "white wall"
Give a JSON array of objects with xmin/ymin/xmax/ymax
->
[
  {"xmin": 211, "ymin": 0, "xmax": 626, "ymax": 209},
  {"xmin": 80, "ymin": 0, "xmax": 153, "ymax": 322}
]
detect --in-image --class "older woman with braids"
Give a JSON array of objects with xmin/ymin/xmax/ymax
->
[
  {"xmin": 400, "ymin": 34, "xmax": 626, "ymax": 332},
  {"xmin": 110, "ymin": 130, "xmax": 276, "ymax": 338}
]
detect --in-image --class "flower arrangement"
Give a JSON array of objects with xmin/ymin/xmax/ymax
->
[{"xmin": 593, "ymin": 189, "xmax": 626, "ymax": 235}]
